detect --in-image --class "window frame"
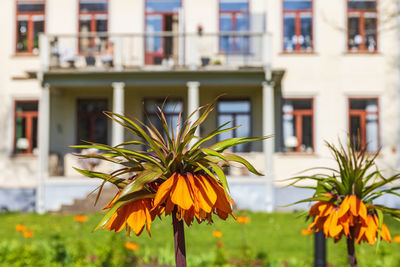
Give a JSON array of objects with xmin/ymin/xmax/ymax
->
[
  {"xmin": 13, "ymin": 100, "xmax": 39, "ymax": 155},
  {"xmin": 216, "ymin": 98, "xmax": 252, "ymax": 152},
  {"xmin": 144, "ymin": 0, "xmax": 182, "ymax": 64},
  {"xmin": 348, "ymin": 97, "xmax": 380, "ymax": 152},
  {"xmin": 78, "ymin": 0, "xmax": 109, "ymax": 53},
  {"xmin": 15, "ymin": 0, "xmax": 46, "ymax": 55},
  {"xmin": 76, "ymin": 98, "xmax": 109, "ymax": 145},
  {"xmin": 282, "ymin": 98, "xmax": 314, "ymax": 153},
  {"xmin": 347, "ymin": 0, "xmax": 378, "ymax": 53},
  {"xmin": 282, "ymin": 0, "xmax": 314, "ymax": 53},
  {"xmin": 218, "ymin": 0, "xmax": 250, "ymax": 54}
]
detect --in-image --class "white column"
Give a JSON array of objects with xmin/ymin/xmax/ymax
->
[
  {"xmin": 187, "ymin": 81, "xmax": 200, "ymax": 144},
  {"xmin": 112, "ymin": 82, "xmax": 125, "ymax": 146},
  {"xmin": 262, "ymin": 81, "xmax": 275, "ymax": 212},
  {"xmin": 37, "ymin": 83, "xmax": 50, "ymax": 214}
]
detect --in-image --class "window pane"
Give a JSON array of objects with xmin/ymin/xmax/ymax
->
[
  {"xmin": 220, "ymin": 14, "xmax": 233, "ymax": 52},
  {"xmin": 283, "ymin": 113, "xmax": 297, "ymax": 152},
  {"xmin": 220, "ymin": 0, "xmax": 248, "ymax": 12},
  {"xmin": 350, "ymin": 115, "xmax": 361, "ymax": 150},
  {"xmin": 350, "ymin": 99, "xmax": 377, "ymax": 110},
  {"xmin": 348, "ymin": 15, "xmax": 361, "ymax": 51},
  {"xmin": 32, "ymin": 117, "xmax": 38, "ymax": 152},
  {"xmin": 17, "ymin": 1, "xmax": 45, "ymax": 12},
  {"xmin": 77, "ymin": 100, "xmax": 108, "ymax": 144},
  {"xmin": 96, "ymin": 19, "xmax": 107, "ymax": 32},
  {"xmin": 284, "ymin": 99, "xmax": 312, "ymax": 110},
  {"xmin": 146, "ymin": 15, "xmax": 162, "ymax": 53},
  {"xmin": 78, "ymin": 99, "xmax": 107, "ymax": 112},
  {"xmin": 80, "ymin": 0, "xmax": 107, "ymax": 12},
  {"xmin": 146, "ymin": 0, "xmax": 181, "ymax": 12},
  {"xmin": 301, "ymin": 115, "xmax": 312, "ymax": 152},
  {"xmin": 217, "ymin": 115, "xmax": 234, "ymax": 140},
  {"xmin": 94, "ymin": 116, "xmax": 108, "ymax": 144},
  {"xmin": 284, "ymin": 0, "xmax": 312, "ymax": 11},
  {"xmin": 17, "ymin": 20, "xmax": 28, "ymax": 52},
  {"xmin": 364, "ymin": 15, "xmax": 377, "ymax": 52},
  {"xmin": 15, "ymin": 117, "xmax": 27, "ymax": 153},
  {"xmin": 16, "ymin": 101, "xmax": 38, "ymax": 112},
  {"xmin": 218, "ymin": 101, "xmax": 250, "ymax": 113},
  {"xmin": 300, "ymin": 13, "xmax": 313, "ymax": 51},
  {"xmin": 348, "ymin": 0, "xmax": 376, "ymax": 10},
  {"xmin": 77, "ymin": 117, "xmax": 91, "ymax": 142},
  {"xmin": 33, "ymin": 19, "xmax": 44, "ymax": 50},
  {"xmin": 236, "ymin": 114, "xmax": 251, "ymax": 152},
  {"xmin": 284, "ymin": 14, "xmax": 295, "ymax": 52},
  {"xmin": 366, "ymin": 113, "xmax": 378, "ymax": 152}
]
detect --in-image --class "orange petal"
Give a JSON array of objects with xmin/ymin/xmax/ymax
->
[
  {"xmin": 329, "ymin": 210, "xmax": 343, "ymax": 237},
  {"xmin": 153, "ymin": 174, "xmax": 177, "ymax": 208},
  {"xmin": 349, "ymin": 195, "xmax": 367, "ymax": 221},
  {"xmin": 381, "ymin": 223, "xmax": 392, "ymax": 243},
  {"xmin": 171, "ymin": 174, "xmax": 194, "ymax": 210},
  {"xmin": 338, "ymin": 196, "xmax": 350, "ymax": 218}
]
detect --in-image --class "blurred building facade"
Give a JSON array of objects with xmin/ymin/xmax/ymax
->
[{"xmin": 0, "ymin": 0, "xmax": 399, "ymax": 212}]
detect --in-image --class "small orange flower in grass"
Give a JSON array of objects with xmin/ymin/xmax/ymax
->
[
  {"xmin": 237, "ymin": 216, "xmax": 249, "ymax": 224},
  {"xmin": 308, "ymin": 195, "xmax": 391, "ymax": 245},
  {"xmin": 23, "ymin": 231, "xmax": 34, "ymax": 238},
  {"xmin": 217, "ymin": 241, "xmax": 224, "ymax": 248},
  {"xmin": 15, "ymin": 224, "xmax": 26, "ymax": 232},
  {"xmin": 213, "ymin": 230, "xmax": 222, "ymax": 238},
  {"xmin": 74, "ymin": 215, "xmax": 88, "ymax": 223},
  {"xmin": 103, "ymin": 192, "xmax": 155, "ymax": 237},
  {"xmin": 394, "ymin": 235, "xmax": 400, "ymax": 243},
  {"xmin": 152, "ymin": 173, "xmax": 233, "ymax": 226},
  {"xmin": 301, "ymin": 228, "xmax": 313, "ymax": 236},
  {"xmin": 125, "ymin": 241, "xmax": 139, "ymax": 251}
]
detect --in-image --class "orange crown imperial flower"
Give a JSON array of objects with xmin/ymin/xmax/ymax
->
[
  {"xmin": 153, "ymin": 173, "xmax": 233, "ymax": 226},
  {"xmin": 308, "ymin": 195, "xmax": 391, "ymax": 245},
  {"xmin": 15, "ymin": 224, "xmax": 26, "ymax": 232},
  {"xmin": 23, "ymin": 231, "xmax": 34, "ymax": 238},
  {"xmin": 74, "ymin": 215, "xmax": 88, "ymax": 223},
  {"xmin": 72, "ymin": 97, "xmax": 269, "ymax": 237},
  {"xmin": 124, "ymin": 241, "xmax": 139, "ymax": 251},
  {"xmin": 237, "ymin": 216, "xmax": 249, "ymax": 224},
  {"xmin": 213, "ymin": 230, "xmax": 223, "ymax": 238}
]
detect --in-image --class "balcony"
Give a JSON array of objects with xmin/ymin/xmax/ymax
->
[{"xmin": 40, "ymin": 32, "xmax": 270, "ymax": 72}]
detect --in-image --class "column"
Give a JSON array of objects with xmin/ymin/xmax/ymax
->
[
  {"xmin": 37, "ymin": 83, "xmax": 50, "ymax": 214},
  {"xmin": 112, "ymin": 82, "xmax": 125, "ymax": 147},
  {"xmin": 262, "ymin": 81, "xmax": 275, "ymax": 212},
  {"xmin": 187, "ymin": 81, "xmax": 200, "ymax": 145}
]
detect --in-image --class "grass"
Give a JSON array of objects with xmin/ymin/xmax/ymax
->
[{"xmin": 1, "ymin": 211, "xmax": 400, "ymax": 266}]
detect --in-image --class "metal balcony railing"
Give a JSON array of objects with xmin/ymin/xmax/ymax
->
[{"xmin": 40, "ymin": 32, "xmax": 271, "ymax": 71}]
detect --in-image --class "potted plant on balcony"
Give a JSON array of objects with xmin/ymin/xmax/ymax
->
[{"xmin": 71, "ymin": 97, "xmax": 270, "ymax": 267}]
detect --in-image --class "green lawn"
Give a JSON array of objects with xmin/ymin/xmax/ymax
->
[{"xmin": 1, "ymin": 211, "xmax": 399, "ymax": 266}]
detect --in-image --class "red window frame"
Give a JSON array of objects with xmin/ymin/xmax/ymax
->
[
  {"xmin": 283, "ymin": 98, "xmax": 314, "ymax": 153},
  {"xmin": 218, "ymin": 0, "xmax": 250, "ymax": 53},
  {"xmin": 76, "ymin": 99, "xmax": 108, "ymax": 144},
  {"xmin": 14, "ymin": 100, "xmax": 39, "ymax": 155},
  {"xmin": 347, "ymin": 0, "xmax": 378, "ymax": 53},
  {"xmin": 144, "ymin": 0, "xmax": 182, "ymax": 65},
  {"xmin": 282, "ymin": 0, "xmax": 313, "ymax": 53},
  {"xmin": 15, "ymin": 0, "xmax": 46, "ymax": 54},
  {"xmin": 348, "ymin": 98, "xmax": 380, "ymax": 152},
  {"xmin": 78, "ymin": 0, "xmax": 109, "ymax": 53}
]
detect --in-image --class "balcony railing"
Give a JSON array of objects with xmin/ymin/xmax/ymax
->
[{"xmin": 40, "ymin": 32, "xmax": 271, "ymax": 71}]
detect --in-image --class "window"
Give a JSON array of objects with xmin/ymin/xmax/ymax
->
[
  {"xmin": 79, "ymin": 0, "xmax": 108, "ymax": 52},
  {"xmin": 349, "ymin": 98, "xmax": 379, "ymax": 152},
  {"xmin": 77, "ymin": 99, "xmax": 108, "ymax": 144},
  {"xmin": 14, "ymin": 101, "xmax": 38, "ymax": 154},
  {"xmin": 283, "ymin": 0, "xmax": 313, "ymax": 52},
  {"xmin": 219, "ymin": 0, "xmax": 249, "ymax": 53},
  {"xmin": 282, "ymin": 99, "xmax": 313, "ymax": 153},
  {"xmin": 16, "ymin": 0, "xmax": 45, "ymax": 54},
  {"xmin": 145, "ymin": 0, "xmax": 181, "ymax": 64},
  {"xmin": 347, "ymin": 0, "xmax": 377, "ymax": 52},
  {"xmin": 217, "ymin": 100, "xmax": 251, "ymax": 152},
  {"xmin": 144, "ymin": 99, "xmax": 183, "ymax": 137}
]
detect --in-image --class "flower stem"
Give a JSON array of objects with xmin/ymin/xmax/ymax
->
[
  {"xmin": 346, "ymin": 235, "xmax": 358, "ymax": 267},
  {"xmin": 172, "ymin": 209, "xmax": 187, "ymax": 267}
]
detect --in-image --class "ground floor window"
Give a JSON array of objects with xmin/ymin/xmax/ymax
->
[
  {"xmin": 217, "ymin": 99, "xmax": 251, "ymax": 152},
  {"xmin": 144, "ymin": 98, "xmax": 183, "ymax": 137},
  {"xmin": 282, "ymin": 98, "xmax": 313, "ymax": 153},
  {"xmin": 14, "ymin": 100, "xmax": 38, "ymax": 154},
  {"xmin": 76, "ymin": 99, "xmax": 108, "ymax": 144},
  {"xmin": 348, "ymin": 98, "xmax": 379, "ymax": 152}
]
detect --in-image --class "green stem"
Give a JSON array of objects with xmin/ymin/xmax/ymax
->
[{"xmin": 346, "ymin": 234, "xmax": 358, "ymax": 267}]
